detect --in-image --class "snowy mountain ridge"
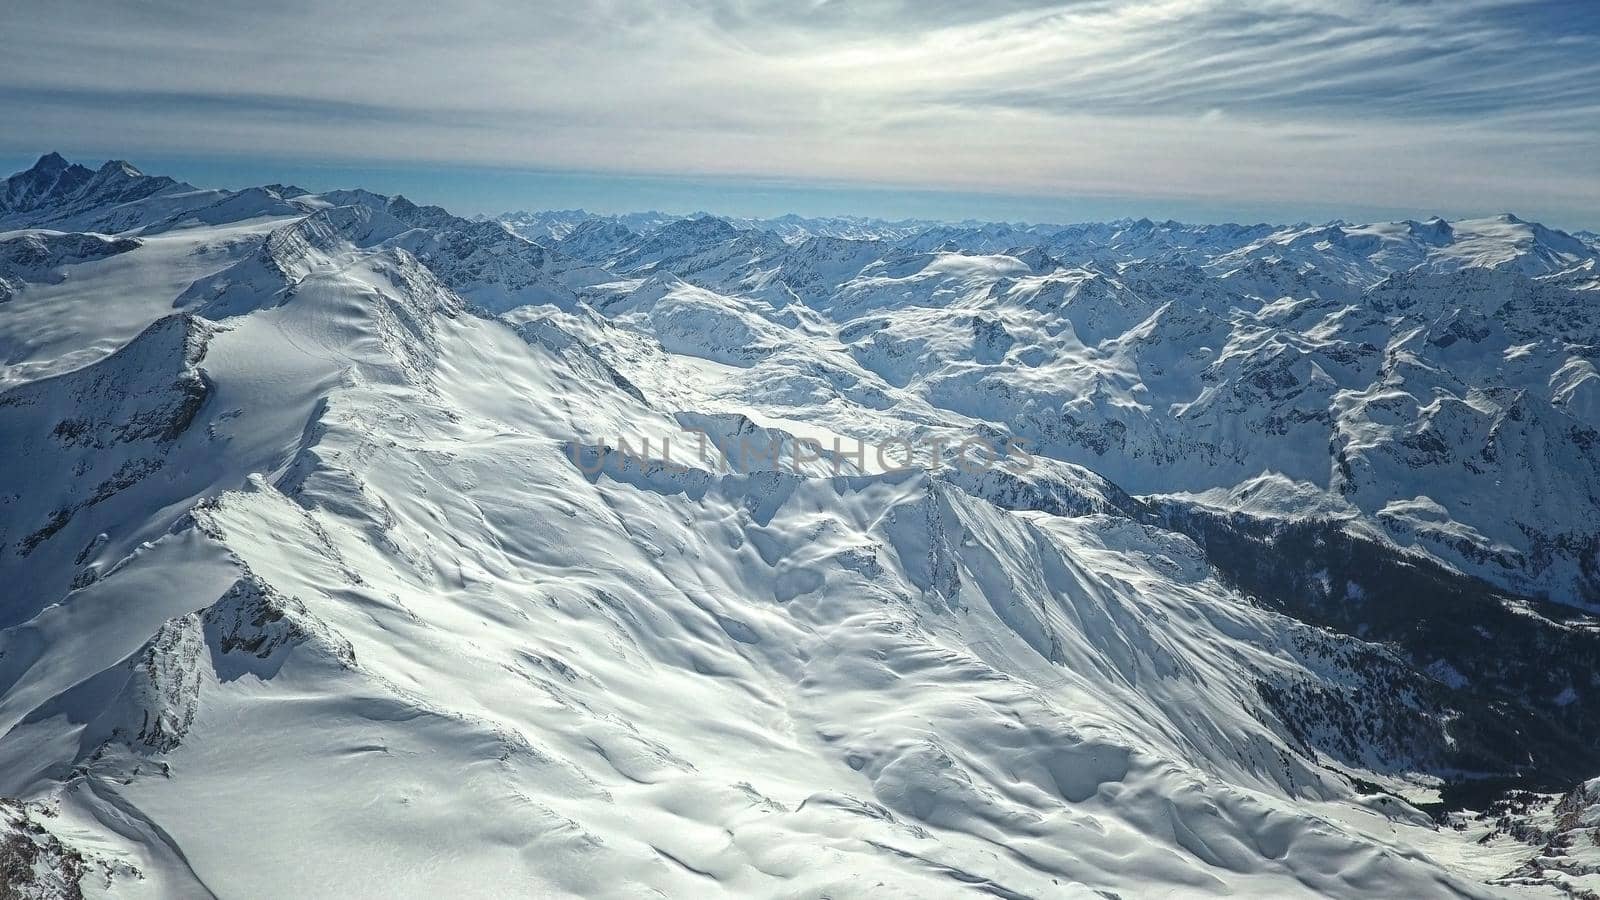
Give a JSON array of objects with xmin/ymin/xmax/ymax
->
[{"xmin": 2, "ymin": 152, "xmax": 1599, "ymax": 898}]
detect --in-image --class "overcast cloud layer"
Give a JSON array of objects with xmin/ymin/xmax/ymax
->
[{"xmin": 3, "ymin": 0, "xmax": 1598, "ymax": 223}]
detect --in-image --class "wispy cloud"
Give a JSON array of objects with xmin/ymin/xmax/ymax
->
[{"xmin": 2, "ymin": 0, "xmax": 1596, "ymax": 221}]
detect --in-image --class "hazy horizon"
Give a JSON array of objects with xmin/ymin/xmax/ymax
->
[
  {"xmin": 4, "ymin": 149, "xmax": 1596, "ymax": 233},
  {"xmin": 5, "ymin": 0, "xmax": 1598, "ymax": 230}
]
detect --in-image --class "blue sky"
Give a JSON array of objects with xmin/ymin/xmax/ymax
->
[{"xmin": 3, "ymin": 0, "xmax": 1598, "ymax": 228}]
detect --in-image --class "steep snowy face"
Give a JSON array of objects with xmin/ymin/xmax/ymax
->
[
  {"xmin": 773, "ymin": 236, "xmax": 894, "ymax": 306},
  {"xmin": 3, "ymin": 155, "xmax": 1600, "ymax": 899},
  {"xmin": 552, "ymin": 216, "xmax": 642, "ymax": 266},
  {"xmin": 0, "ymin": 314, "xmax": 214, "ymax": 600},
  {"xmin": 379, "ymin": 197, "xmax": 612, "ymax": 313},
  {"xmin": 0, "ymin": 232, "xmax": 141, "ymax": 304}
]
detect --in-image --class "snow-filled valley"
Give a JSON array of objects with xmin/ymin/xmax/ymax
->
[{"xmin": 3, "ymin": 152, "xmax": 1600, "ymax": 898}]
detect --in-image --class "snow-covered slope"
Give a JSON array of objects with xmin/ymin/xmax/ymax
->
[{"xmin": 3, "ymin": 154, "xmax": 1599, "ymax": 898}]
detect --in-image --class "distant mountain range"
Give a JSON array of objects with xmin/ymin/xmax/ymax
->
[{"xmin": 3, "ymin": 152, "xmax": 1598, "ymax": 898}]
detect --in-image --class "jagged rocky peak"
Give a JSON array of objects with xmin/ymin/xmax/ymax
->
[
  {"xmin": 0, "ymin": 152, "xmax": 198, "ymax": 230},
  {"xmin": 0, "ymin": 152, "xmax": 94, "ymax": 212}
]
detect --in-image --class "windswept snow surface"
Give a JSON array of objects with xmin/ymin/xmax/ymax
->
[{"xmin": 2, "ymin": 154, "xmax": 1599, "ymax": 897}]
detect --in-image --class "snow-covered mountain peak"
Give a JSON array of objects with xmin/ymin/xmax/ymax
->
[
  {"xmin": 4, "ymin": 153, "xmax": 1600, "ymax": 897},
  {"xmin": 0, "ymin": 153, "xmax": 95, "ymax": 214}
]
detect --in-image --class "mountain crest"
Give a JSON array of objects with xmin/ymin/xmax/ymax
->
[{"xmin": 32, "ymin": 151, "xmax": 70, "ymax": 173}]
